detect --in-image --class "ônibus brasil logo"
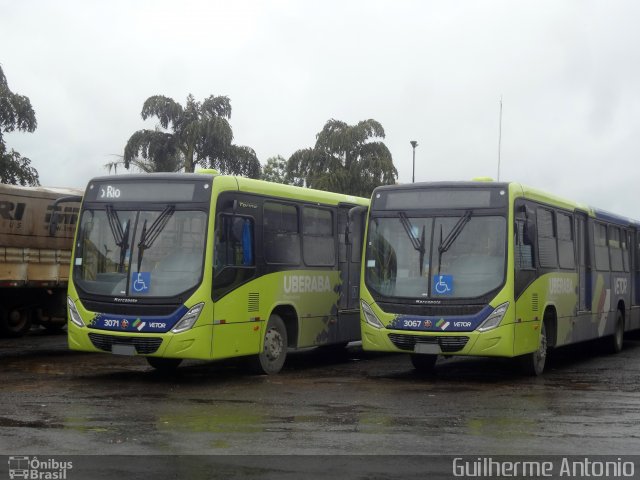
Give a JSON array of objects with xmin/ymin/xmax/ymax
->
[{"xmin": 8, "ymin": 456, "xmax": 72, "ymax": 479}]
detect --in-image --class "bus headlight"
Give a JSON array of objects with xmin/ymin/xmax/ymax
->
[
  {"xmin": 171, "ymin": 303, "xmax": 204, "ymax": 334},
  {"xmin": 361, "ymin": 300, "xmax": 384, "ymax": 329},
  {"xmin": 67, "ymin": 297, "xmax": 85, "ymax": 328},
  {"xmin": 477, "ymin": 302, "xmax": 509, "ymax": 332}
]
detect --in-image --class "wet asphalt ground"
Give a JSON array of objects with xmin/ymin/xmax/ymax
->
[{"xmin": 1, "ymin": 329, "xmax": 639, "ymax": 478}]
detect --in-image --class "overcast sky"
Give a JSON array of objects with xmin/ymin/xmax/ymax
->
[{"xmin": 2, "ymin": 0, "xmax": 640, "ymax": 217}]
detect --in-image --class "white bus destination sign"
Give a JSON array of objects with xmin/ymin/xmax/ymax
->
[{"xmin": 87, "ymin": 181, "xmax": 206, "ymax": 203}]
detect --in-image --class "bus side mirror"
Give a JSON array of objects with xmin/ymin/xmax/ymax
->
[
  {"xmin": 524, "ymin": 219, "xmax": 536, "ymax": 245},
  {"xmin": 49, "ymin": 212, "xmax": 59, "ymax": 236},
  {"xmin": 346, "ymin": 205, "xmax": 367, "ymax": 245},
  {"xmin": 516, "ymin": 204, "xmax": 535, "ymax": 245},
  {"xmin": 48, "ymin": 195, "xmax": 83, "ymax": 236}
]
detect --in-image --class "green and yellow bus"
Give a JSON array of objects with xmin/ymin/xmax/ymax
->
[
  {"xmin": 360, "ymin": 180, "xmax": 640, "ymax": 375},
  {"xmin": 66, "ymin": 171, "xmax": 368, "ymax": 373}
]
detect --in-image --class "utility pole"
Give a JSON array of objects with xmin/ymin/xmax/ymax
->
[
  {"xmin": 410, "ymin": 140, "xmax": 418, "ymax": 183},
  {"xmin": 497, "ymin": 96, "xmax": 503, "ymax": 181}
]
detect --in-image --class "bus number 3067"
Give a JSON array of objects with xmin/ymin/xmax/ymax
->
[{"xmin": 403, "ymin": 320, "xmax": 423, "ymax": 328}]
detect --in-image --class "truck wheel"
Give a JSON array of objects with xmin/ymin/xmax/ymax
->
[
  {"xmin": 0, "ymin": 307, "xmax": 32, "ymax": 337},
  {"xmin": 248, "ymin": 314, "xmax": 288, "ymax": 375}
]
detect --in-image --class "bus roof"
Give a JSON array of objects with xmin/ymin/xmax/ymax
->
[
  {"xmin": 86, "ymin": 172, "xmax": 369, "ymax": 208},
  {"xmin": 231, "ymin": 176, "xmax": 369, "ymax": 207},
  {"xmin": 371, "ymin": 180, "xmax": 639, "ymax": 226}
]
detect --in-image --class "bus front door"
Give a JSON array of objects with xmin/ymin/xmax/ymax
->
[
  {"xmin": 576, "ymin": 212, "xmax": 591, "ymax": 312},
  {"xmin": 337, "ymin": 205, "xmax": 367, "ymax": 341}
]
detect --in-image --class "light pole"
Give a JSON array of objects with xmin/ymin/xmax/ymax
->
[{"xmin": 410, "ymin": 140, "xmax": 418, "ymax": 183}]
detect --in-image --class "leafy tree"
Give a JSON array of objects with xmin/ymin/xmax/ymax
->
[
  {"xmin": 209, "ymin": 144, "xmax": 261, "ymax": 179},
  {"xmin": 0, "ymin": 147, "xmax": 40, "ymax": 186},
  {"xmin": 261, "ymin": 155, "xmax": 288, "ymax": 184},
  {"xmin": 286, "ymin": 119, "xmax": 397, "ymax": 197},
  {"xmin": 0, "ymin": 65, "xmax": 39, "ymax": 185},
  {"xmin": 124, "ymin": 94, "xmax": 260, "ymax": 178}
]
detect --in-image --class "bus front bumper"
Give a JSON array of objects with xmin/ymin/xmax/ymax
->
[
  {"xmin": 68, "ymin": 322, "xmax": 214, "ymax": 359},
  {"xmin": 361, "ymin": 322, "xmax": 516, "ymax": 357}
]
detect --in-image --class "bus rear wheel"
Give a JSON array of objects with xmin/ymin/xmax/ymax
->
[
  {"xmin": 520, "ymin": 321, "xmax": 547, "ymax": 376},
  {"xmin": 249, "ymin": 314, "xmax": 288, "ymax": 375},
  {"xmin": 410, "ymin": 353, "xmax": 437, "ymax": 373},
  {"xmin": 146, "ymin": 357, "xmax": 182, "ymax": 371},
  {"xmin": 607, "ymin": 309, "xmax": 624, "ymax": 354}
]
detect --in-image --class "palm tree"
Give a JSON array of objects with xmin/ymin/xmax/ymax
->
[{"xmin": 124, "ymin": 94, "xmax": 260, "ymax": 177}]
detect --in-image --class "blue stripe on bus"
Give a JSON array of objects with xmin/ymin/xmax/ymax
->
[
  {"xmin": 390, "ymin": 305, "xmax": 494, "ymax": 332},
  {"xmin": 592, "ymin": 209, "xmax": 637, "ymax": 226},
  {"xmin": 88, "ymin": 305, "xmax": 189, "ymax": 333}
]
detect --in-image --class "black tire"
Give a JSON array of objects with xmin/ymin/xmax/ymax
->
[
  {"xmin": 0, "ymin": 306, "xmax": 32, "ymax": 338},
  {"xmin": 607, "ymin": 309, "xmax": 624, "ymax": 354},
  {"xmin": 146, "ymin": 357, "xmax": 183, "ymax": 371},
  {"xmin": 248, "ymin": 314, "xmax": 288, "ymax": 375},
  {"xmin": 520, "ymin": 321, "xmax": 547, "ymax": 376},
  {"xmin": 410, "ymin": 353, "xmax": 438, "ymax": 373}
]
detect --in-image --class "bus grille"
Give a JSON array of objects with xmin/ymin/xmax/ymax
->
[
  {"xmin": 388, "ymin": 333, "xmax": 469, "ymax": 353},
  {"xmin": 88, "ymin": 333, "xmax": 163, "ymax": 354}
]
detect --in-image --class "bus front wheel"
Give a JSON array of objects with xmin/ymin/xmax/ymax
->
[
  {"xmin": 520, "ymin": 321, "xmax": 547, "ymax": 376},
  {"xmin": 249, "ymin": 314, "xmax": 288, "ymax": 375},
  {"xmin": 410, "ymin": 353, "xmax": 437, "ymax": 373}
]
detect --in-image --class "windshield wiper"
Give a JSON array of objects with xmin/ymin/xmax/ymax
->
[
  {"xmin": 136, "ymin": 206, "xmax": 175, "ymax": 271},
  {"xmin": 398, "ymin": 212, "xmax": 427, "ymax": 275},
  {"xmin": 105, "ymin": 205, "xmax": 131, "ymax": 273},
  {"xmin": 437, "ymin": 210, "xmax": 472, "ymax": 274}
]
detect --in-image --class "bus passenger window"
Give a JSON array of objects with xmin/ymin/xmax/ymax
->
[
  {"xmin": 557, "ymin": 212, "xmax": 575, "ymax": 269},
  {"xmin": 537, "ymin": 208, "xmax": 558, "ymax": 268},
  {"xmin": 609, "ymin": 226, "xmax": 624, "ymax": 272},
  {"xmin": 303, "ymin": 207, "xmax": 335, "ymax": 266},
  {"xmin": 594, "ymin": 223, "xmax": 610, "ymax": 271},
  {"xmin": 264, "ymin": 202, "xmax": 301, "ymax": 265}
]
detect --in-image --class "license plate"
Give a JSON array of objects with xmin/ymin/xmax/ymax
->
[
  {"xmin": 414, "ymin": 343, "xmax": 441, "ymax": 354},
  {"xmin": 112, "ymin": 344, "xmax": 136, "ymax": 356}
]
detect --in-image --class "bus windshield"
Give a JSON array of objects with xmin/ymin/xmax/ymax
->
[
  {"xmin": 365, "ymin": 213, "xmax": 506, "ymax": 299},
  {"xmin": 73, "ymin": 207, "xmax": 207, "ymax": 298}
]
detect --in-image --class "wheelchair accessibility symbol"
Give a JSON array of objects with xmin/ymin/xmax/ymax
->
[
  {"xmin": 432, "ymin": 275, "xmax": 453, "ymax": 295},
  {"xmin": 132, "ymin": 272, "xmax": 151, "ymax": 293}
]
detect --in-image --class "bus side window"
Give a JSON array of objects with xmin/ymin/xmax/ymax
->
[
  {"xmin": 515, "ymin": 219, "xmax": 534, "ymax": 270},
  {"xmin": 263, "ymin": 202, "xmax": 301, "ymax": 265}
]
